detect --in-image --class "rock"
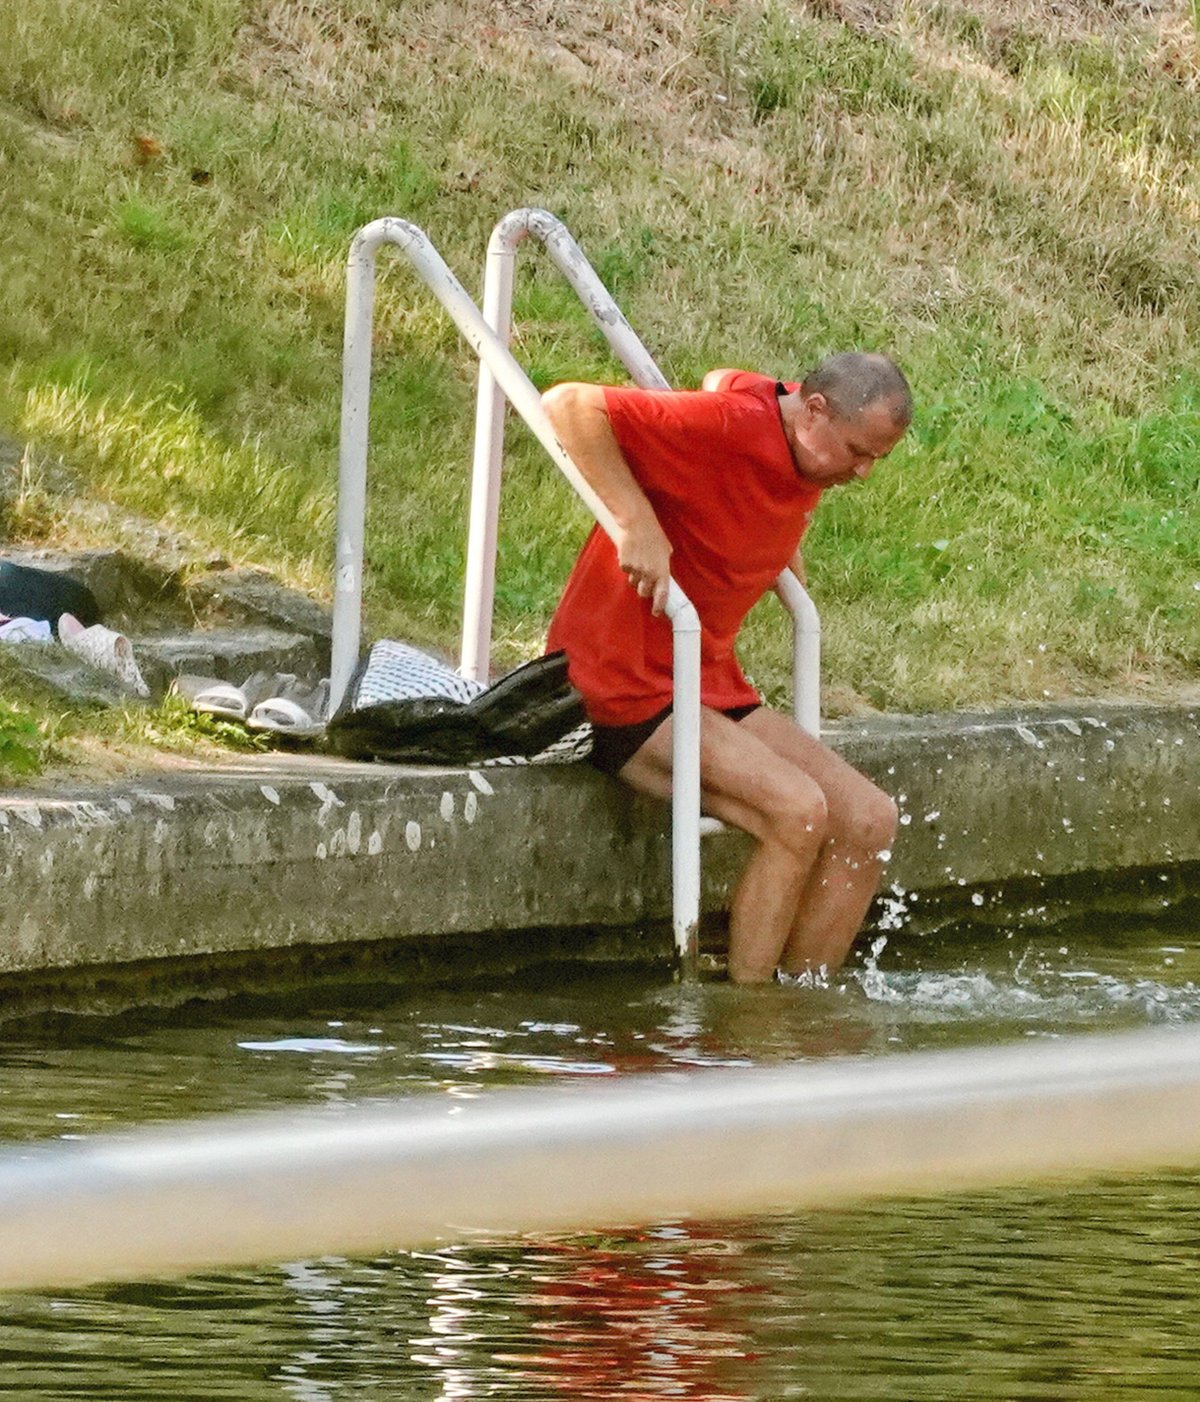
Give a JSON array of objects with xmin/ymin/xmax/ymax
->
[
  {"xmin": 187, "ymin": 568, "xmax": 332, "ymax": 667},
  {"xmin": 133, "ymin": 628, "xmax": 324, "ymax": 696},
  {"xmin": 0, "ymin": 547, "xmax": 182, "ymax": 626}
]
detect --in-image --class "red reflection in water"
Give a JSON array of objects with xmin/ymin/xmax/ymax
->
[{"xmin": 496, "ymin": 1228, "xmax": 762, "ymax": 1400}]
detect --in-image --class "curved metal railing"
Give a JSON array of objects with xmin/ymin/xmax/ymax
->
[{"xmin": 328, "ymin": 218, "xmax": 702, "ymax": 968}]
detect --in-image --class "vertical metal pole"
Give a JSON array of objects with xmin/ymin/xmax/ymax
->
[
  {"xmin": 773, "ymin": 568, "xmax": 821, "ymax": 737},
  {"xmin": 466, "ymin": 210, "xmax": 702, "ymax": 973},
  {"xmin": 667, "ymin": 590, "xmax": 703, "ymax": 973},
  {"xmin": 330, "ymin": 233, "xmax": 378, "ymax": 718},
  {"xmin": 332, "ymin": 216, "xmax": 706, "ymax": 977},
  {"xmin": 461, "ymin": 220, "xmax": 522, "ymax": 681}
]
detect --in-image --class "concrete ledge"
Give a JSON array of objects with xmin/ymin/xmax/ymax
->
[
  {"xmin": 833, "ymin": 702, "xmax": 1200, "ymax": 886},
  {"xmin": 0, "ymin": 703, "xmax": 1197, "ymax": 992}
]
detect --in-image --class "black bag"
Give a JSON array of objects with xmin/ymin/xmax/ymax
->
[
  {"xmin": 467, "ymin": 655, "xmax": 590, "ymax": 757},
  {"xmin": 0, "ymin": 561, "xmax": 101, "ymax": 631},
  {"xmin": 325, "ymin": 642, "xmax": 588, "ymax": 765}
]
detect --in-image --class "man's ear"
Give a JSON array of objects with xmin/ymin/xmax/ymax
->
[{"xmin": 801, "ymin": 391, "xmax": 831, "ymax": 420}]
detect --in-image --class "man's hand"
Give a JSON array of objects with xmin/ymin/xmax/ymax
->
[{"xmin": 616, "ymin": 516, "xmax": 673, "ymax": 616}]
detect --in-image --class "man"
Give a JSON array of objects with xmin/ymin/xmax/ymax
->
[{"xmin": 543, "ymin": 352, "xmax": 912, "ymax": 985}]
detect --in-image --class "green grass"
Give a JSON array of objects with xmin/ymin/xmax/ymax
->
[
  {"xmin": 0, "ymin": 700, "xmax": 46, "ymax": 779},
  {"xmin": 0, "ymin": 0, "xmax": 1198, "ymax": 763},
  {"xmin": 0, "ymin": 653, "xmax": 270, "ymax": 785}
]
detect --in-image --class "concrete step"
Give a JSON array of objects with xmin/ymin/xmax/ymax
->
[
  {"xmin": 134, "ymin": 628, "xmax": 325, "ymax": 698},
  {"xmin": 2, "ymin": 628, "xmax": 326, "ymax": 708},
  {"xmin": 1, "ymin": 544, "xmax": 333, "ymax": 706},
  {"xmin": 1, "ymin": 703, "xmax": 1199, "ymax": 1006},
  {"xmin": 186, "ymin": 569, "xmax": 331, "ymax": 671}
]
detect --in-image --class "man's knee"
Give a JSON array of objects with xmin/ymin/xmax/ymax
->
[
  {"xmin": 760, "ymin": 775, "xmax": 829, "ymax": 857},
  {"xmin": 836, "ymin": 782, "xmax": 898, "ymax": 857}
]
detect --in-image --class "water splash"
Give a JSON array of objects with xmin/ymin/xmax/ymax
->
[
  {"xmin": 849, "ymin": 957, "xmax": 1200, "ymax": 1027},
  {"xmin": 857, "ymin": 934, "xmax": 891, "ymax": 1001},
  {"xmin": 876, "ymin": 884, "xmax": 913, "ymax": 932},
  {"xmin": 775, "ymin": 964, "xmax": 831, "ymax": 990}
]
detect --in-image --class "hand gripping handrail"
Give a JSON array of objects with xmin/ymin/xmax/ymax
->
[
  {"xmin": 329, "ymin": 218, "xmax": 702, "ymax": 969},
  {"xmin": 462, "ymin": 206, "xmax": 820, "ymax": 738}
]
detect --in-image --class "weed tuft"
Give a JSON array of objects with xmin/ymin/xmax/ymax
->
[
  {"xmin": 0, "ymin": 702, "xmax": 47, "ymax": 781},
  {"xmin": 116, "ymin": 197, "xmax": 190, "ymax": 253}
]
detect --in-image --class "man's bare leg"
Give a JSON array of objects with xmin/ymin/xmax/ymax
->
[
  {"xmin": 738, "ymin": 708, "xmax": 898, "ymax": 977},
  {"xmin": 618, "ymin": 708, "xmax": 830, "ymax": 982},
  {"xmin": 618, "ymin": 706, "xmax": 897, "ymax": 983}
]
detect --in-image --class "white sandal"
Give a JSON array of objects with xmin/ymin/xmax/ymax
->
[
  {"xmin": 172, "ymin": 670, "xmax": 279, "ymax": 720},
  {"xmin": 247, "ymin": 678, "xmax": 328, "ymax": 737},
  {"xmin": 246, "ymin": 697, "xmax": 324, "ymax": 738}
]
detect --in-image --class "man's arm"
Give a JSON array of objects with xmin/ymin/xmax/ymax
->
[
  {"xmin": 542, "ymin": 382, "xmax": 673, "ymax": 616},
  {"xmin": 701, "ymin": 367, "xmax": 742, "ymax": 392},
  {"xmin": 787, "ymin": 545, "xmax": 807, "ymax": 588}
]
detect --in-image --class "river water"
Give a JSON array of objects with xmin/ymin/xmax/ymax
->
[{"xmin": 4, "ymin": 907, "xmax": 1200, "ymax": 1400}]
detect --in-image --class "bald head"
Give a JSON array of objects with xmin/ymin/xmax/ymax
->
[{"xmin": 801, "ymin": 352, "xmax": 912, "ymax": 428}]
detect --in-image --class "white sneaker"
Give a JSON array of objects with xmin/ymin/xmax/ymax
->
[{"xmin": 59, "ymin": 615, "xmax": 150, "ymax": 698}]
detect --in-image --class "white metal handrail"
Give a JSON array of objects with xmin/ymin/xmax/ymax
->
[
  {"xmin": 4, "ymin": 1025, "xmax": 1200, "ymax": 1291},
  {"xmin": 774, "ymin": 568, "xmax": 821, "ymax": 738},
  {"xmin": 461, "ymin": 207, "xmax": 669, "ymax": 685},
  {"xmin": 328, "ymin": 218, "xmax": 702, "ymax": 969},
  {"xmin": 461, "ymin": 206, "xmax": 820, "ymax": 737}
]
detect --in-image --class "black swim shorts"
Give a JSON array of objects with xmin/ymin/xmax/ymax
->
[{"xmin": 589, "ymin": 703, "xmax": 761, "ymax": 778}]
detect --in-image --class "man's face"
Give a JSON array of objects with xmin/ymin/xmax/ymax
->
[{"xmin": 791, "ymin": 395, "xmax": 906, "ymax": 486}]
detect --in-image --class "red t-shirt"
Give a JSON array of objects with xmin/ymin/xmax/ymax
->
[{"xmin": 546, "ymin": 371, "xmax": 822, "ymax": 726}]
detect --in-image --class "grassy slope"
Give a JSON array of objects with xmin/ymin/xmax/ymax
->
[{"xmin": 1, "ymin": 0, "xmax": 1198, "ymax": 773}]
